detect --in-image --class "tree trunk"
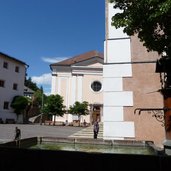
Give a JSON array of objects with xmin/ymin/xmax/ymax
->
[
  {"xmin": 53, "ymin": 115, "xmax": 56, "ymax": 126},
  {"xmin": 78, "ymin": 115, "xmax": 81, "ymax": 126}
]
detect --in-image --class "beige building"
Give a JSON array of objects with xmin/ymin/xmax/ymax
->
[{"xmin": 50, "ymin": 50, "xmax": 104, "ymax": 124}]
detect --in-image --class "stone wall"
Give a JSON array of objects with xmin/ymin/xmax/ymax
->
[{"xmin": 0, "ymin": 146, "xmax": 170, "ymax": 171}]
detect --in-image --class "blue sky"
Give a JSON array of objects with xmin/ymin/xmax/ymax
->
[{"xmin": 0, "ymin": 0, "xmax": 105, "ymax": 94}]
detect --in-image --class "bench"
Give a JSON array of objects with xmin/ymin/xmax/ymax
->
[
  {"xmin": 0, "ymin": 118, "xmax": 3, "ymax": 124},
  {"xmin": 5, "ymin": 118, "xmax": 16, "ymax": 124},
  {"xmin": 44, "ymin": 120, "xmax": 65, "ymax": 126},
  {"xmin": 44, "ymin": 120, "xmax": 53, "ymax": 125},
  {"xmin": 54, "ymin": 121, "xmax": 65, "ymax": 126}
]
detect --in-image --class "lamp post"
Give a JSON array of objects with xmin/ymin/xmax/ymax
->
[{"xmin": 40, "ymin": 87, "xmax": 44, "ymax": 125}]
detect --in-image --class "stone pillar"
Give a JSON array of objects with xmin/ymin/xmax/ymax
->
[{"xmin": 103, "ymin": 1, "xmax": 135, "ymax": 140}]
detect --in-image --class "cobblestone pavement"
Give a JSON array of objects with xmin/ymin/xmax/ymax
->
[{"xmin": 0, "ymin": 124, "xmax": 83, "ymax": 143}]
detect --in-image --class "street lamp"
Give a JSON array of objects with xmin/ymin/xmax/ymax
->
[{"xmin": 40, "ymin": 87, "xmax": 44, "ymax": 125}]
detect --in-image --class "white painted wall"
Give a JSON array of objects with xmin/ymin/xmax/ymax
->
[
  {"xmin": 103, "ymin": 64, "xmax": 132, "ymax": 77},
  {"xmin": 108, "ymin": 5, "xmax": 128, "ymax": 39},
  {"xmin": 104, "ymin": 92, "xmax": 133, "ymax": 106},
  {"xmin": 71, "ymin": 75, "xmax": 77, "ymax": 105},
  {"xmin": 0, "ymin": 55, "xmax": 26, "ymax": 123},
  {"xmin": 77, "ymin": 75, "xmax": 83, "ymax": 102},
  {"xmin": 103, "ymin": 107, "xmax": 124, "ymax": 121},
  {"xmin": 106, "ymin": 39, "xmax": 131, "ymax": 63},
  {"xmin": 103, "ymin": 122, "xmax": 135, "ymax": 139},
  {"xmin": 103, "ymin": 77, "xmax": 123, "ymax": 91},
  {"xmin": 51, "ymin": 74, "xmax": 57, "ymax": 94},
  {"xmin": 103, "ymin": 1, "xmax": 135, "ymax": 140}
]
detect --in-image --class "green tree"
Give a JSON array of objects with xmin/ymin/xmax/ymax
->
[
  {"xmin": 109, "ymin": 0, "xmax": 171, "ymax": 56},
  {"xmin": 69, "ymin": 101, "xmax": 89, "ymax": 125},
  {"xmin": 33, "ymin": 88, "xmax": 47, "ymax": 109},
  {"xmin": 43, "ymin": 94, "xmax": 66, "ymax": 125},
  {"xmin": 25, "ymin": 77, "xmax": 39, "ymax": 91},
  {"xmin": 32, "ymin": 87, "xmax": 47, "ymax": 124},
  {"xmin": 11, "ymin": 96, "xmax": 28, "ymax": 122},
  {"xmin": 26, "ymin": 85, "xmax": 48, "ymax": 121},
  {"xmin": 109, "ymin": 0, "xmax": 171, "ymax": 139}
]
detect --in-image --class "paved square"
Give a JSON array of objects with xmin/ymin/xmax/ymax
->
[{"xmin": 0, "ymin": 124, "xmax": 83, "ymax": 143}]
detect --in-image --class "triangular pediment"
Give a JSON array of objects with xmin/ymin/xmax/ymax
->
[
  {"xmin": 72, "ymin": 56, "xmax": 103, "ymax": 67},
  {"xmin": 50, "ymin": 50, "xmax": 104, "ymax": 72}
]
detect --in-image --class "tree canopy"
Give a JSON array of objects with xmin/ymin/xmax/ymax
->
[
  {"xmin": 69, "ymin": 101, "xmax": 89, "ymax": 119},
  {"xmin": 11, "ymin": 96, "xmax": 28, "ymax": 115},
  {"xmin": 43, "ymin": 94, "xmax": 66, "ymax": 117},
  {"xmin": 33, "ymin": 88, "xmax": 47, "ymax": 108},
  {"xmin": 109, "ymin": 0, "xmax": 171, "ymax": 56},
  {"xmin": 25, "ymin": 77, "xmax": 39, "ymax": 91}
]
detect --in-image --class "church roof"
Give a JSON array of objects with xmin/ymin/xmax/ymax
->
[{"xmin": 50, "ymin": 50, "xmax": 103, "ymax": 67}]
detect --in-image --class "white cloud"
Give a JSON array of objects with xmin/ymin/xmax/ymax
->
[
  {"xmin": 42, "ymin": 56, "xmax": 69, "ymax": 63},
  {"xmin": 31, "ymin": 73, "xmax": 52, "ymax": 95},
  {"xmin": 32, "ymin": 73, "xmax": 52, "ymax": 85},
  {"xmin": 43, "ymin": 87, "xmax": 52, "ymax": 96}
]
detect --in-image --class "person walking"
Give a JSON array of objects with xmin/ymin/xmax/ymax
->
[
  {"xmin": 93, "ymin": 121, "xmax": 99, "ymax": 139},
  {"xmin": 83, "ymin": 119, "xmax": 86, "ymax": 127},
  {"xmin": 14, "ymin": 127, "xmax": 21, "ymax": 141}
]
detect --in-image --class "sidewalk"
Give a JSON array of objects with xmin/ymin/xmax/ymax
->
[
  {"xmin": 69, "ymin": 122, "xmax": 103, "ymax": 139},
  {"xmin": 0, "ymin": 124, "xmax": 83, "ymax": 143}
]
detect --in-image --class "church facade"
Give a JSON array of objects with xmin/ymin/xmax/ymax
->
[{"xmin": 50, "ymin": 50, "xmax": 104, "ymax": 125}]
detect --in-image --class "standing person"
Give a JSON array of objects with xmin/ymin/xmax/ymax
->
[
  {"xmin": 83, "ymin": 119, "xmax": 86, "ymax": 127},
  {"xmin": 14, "ymin": 127, "xmax": 21, "ymax": 140},
  {"xmin": 65, "ymin": 120, "xmax": 68, "ymax": 126},
  {"xmin": 93, "ymin": 121, "xmax": 99, "ymax": 139}
]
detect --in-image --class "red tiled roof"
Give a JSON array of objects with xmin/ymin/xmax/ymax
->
[{"xmin": 50, "ymin": 50, "xmax": 104, "ymax": 66}]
